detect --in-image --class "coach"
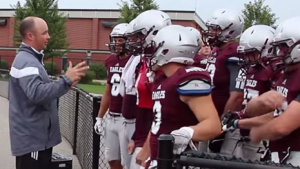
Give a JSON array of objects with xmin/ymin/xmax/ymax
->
[{"xmin": 8, "ymin": 16, "xmax": 88, "ymax": 169}]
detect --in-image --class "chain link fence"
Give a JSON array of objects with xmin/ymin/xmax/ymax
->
[{"xmin": 58, "ymin": 87, "xmax": 109, "ymax": 169}]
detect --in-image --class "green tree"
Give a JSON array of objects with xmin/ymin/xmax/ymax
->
[
  {"xmin": 118, "ymin": 0, "xmax": 159, "ymax": 23},
  {"xmin": 13, "ymin": 0, "xmax": 69, "ymax": 59},
  {"xmin": 242, "ymin": 0, "xmax": 278, "ymax": 30}
]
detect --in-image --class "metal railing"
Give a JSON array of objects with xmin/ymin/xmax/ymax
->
[
  {"xmin": 157, "ymin": 134, "xmax": 300, "ymax": 169},
  {"xmin": 58, "ymin": 87, "xmax": 109, "ymax": 169}
]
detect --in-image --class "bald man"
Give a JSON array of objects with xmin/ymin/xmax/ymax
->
[{"xmin": 9, "ymin": 16, "xmax": 88, "ymax": 169}]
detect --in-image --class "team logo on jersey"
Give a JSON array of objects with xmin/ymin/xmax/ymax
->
[
  {"xmin": 245, "ymin": 79, "xmax": 257, "ymax": 88},
  {"xmin": 282, "ymin": 79, "xmax": 287, "ymax": 85},
  {"xmin": 152, "ymin": 90, "xmax": 165, "ymax": 100},
  {"xmin": 276, "ymin": 86, "xmax": 288, "ymax": 98},
  {"xmin": 157, "ymin": 85, "xmax": 161, "ymax": 90},
  {"xmin": 110, "ymin": 66, "xmax": 124, "ymax": 73}
]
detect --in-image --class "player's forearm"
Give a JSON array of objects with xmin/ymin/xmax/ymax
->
[
  {"xmin": 223, "ymin": 93, "xmax": 244, "ymax": 113},
  {"xmin": 142, "ymin": 132, "xmax": 151, "ymax": 153},
  {"xmin": 238, "ymin": 112, "xmax": 274, "ymax": 129},
  {"xmin": 245, "ymin": 97, "xmax": 274, "ymax": 117},
  {"xmin": 190, "ymin": 119, "xmax": 221, "ymax": 141},
  {"xmin": 97, "ymin": 85, "xmax": 111, "ymax": 118}
]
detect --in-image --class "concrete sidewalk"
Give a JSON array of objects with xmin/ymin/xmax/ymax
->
[{"xmin": 0, "ymin": 97, "xmax": 82, "ymax": 169}]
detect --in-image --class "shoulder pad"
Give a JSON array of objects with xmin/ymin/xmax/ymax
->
[
  {"xmin": 177, "ymin": 79, "xmax": 212, "ymax": 96},
  {"xmin": 227, "ymin": 57, "xmax": 240, "ymax": 63}
]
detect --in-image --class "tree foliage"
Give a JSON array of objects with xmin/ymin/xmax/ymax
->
[
  {"xmin": 242, "ymin": 0, "xmax": 278, "ymax": 30},
  {"xmin": 13, "ymin": 0, "xmax": 69, "ymax": 59},
  {"xmin": 118, "ymin": 0, "xmax": 159, "ymax": 23}
]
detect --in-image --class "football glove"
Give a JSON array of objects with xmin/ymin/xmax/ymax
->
[
  {"xmin": 221, "ymin": 111, "xmax": 241, "ymax": 132},
  {"xmin": 94, "ymin": 117, "xmax": 104, "ymax": 135},
  {"xmin": 170, "ymin": 127, "xmax": 194, "ymax": 155}
]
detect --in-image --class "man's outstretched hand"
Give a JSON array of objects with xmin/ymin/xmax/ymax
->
[{"xmin": 65, "ymin": 61, "xmax": 89, "ymax": 84}]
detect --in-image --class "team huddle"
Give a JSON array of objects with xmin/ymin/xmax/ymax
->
[{"xmin": 94, "ymin": 8, "xmax": 300, "ymax": 169}]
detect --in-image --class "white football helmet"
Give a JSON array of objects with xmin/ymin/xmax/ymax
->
[
  {"xmin": 108, "ymin": 23, "xmax": 129, "ymax": 54},
  {"xmin": 124, "ymin": 19, "xmax": 138, "ymax": 55},
  {"xmin": 186, "ymin": 26, "xmax": 202, "ymax": 50},
  {"xmin": 132, "ymin": 10, "xmax": 172, "ymax": 50},
  {"xmin": 237, "ymin": 25, "xmax": 275, "ymax": 67},
  {"xmin": 203, "ymin": 8, "xmax": 244, "ymax": 46},
  {"xmin": 270, "ymin": 16, "xmax": 300, "ymax": 71},
  {"xmin": 147, "ymin": 25, "xmax": 199, "ymax": 70}
]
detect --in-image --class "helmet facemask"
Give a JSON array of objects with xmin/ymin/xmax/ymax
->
[
  {"xmin": 108, "ymin": 36, "xmax": 127, "ymax": 55},
  {"xmin": 125, "ymin": 25, "xmax": 156, "ymax": 56},
  {"xmin": 202, "ymin": 23, "xmax": 234, "ymax": 47},
  {"xmin": 125, "ymin": 31, "xmax": 144, "ymax": 56},
  {"xmin": 269, "ymin": 39, "xmax": 300, "ymax": 71},
  {"xmin": 143, "ymin": 40, "xmax": 165, "ymax": 71}
]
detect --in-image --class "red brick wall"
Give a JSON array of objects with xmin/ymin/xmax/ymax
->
[
  {"xmin": 66, "ymin": 19, "xmax": 93, "ymax": 49},
  {"xmin": 172, "ymin": 20, "xmax": 194, "ymax": 27},
  {"xmin": 98, "ymin": 19, "xmax": 115, "ymax": 50},
  {"xmin": 0, "ymin": 17, "xmax": 11, "ymax": 47}
]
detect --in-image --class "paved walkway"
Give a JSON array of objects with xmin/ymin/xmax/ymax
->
[{"xmin": 0, "ymin": 96, "xmax": 82, "ymax": 169}]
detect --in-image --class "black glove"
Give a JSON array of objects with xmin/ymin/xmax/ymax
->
[
  {"xmin": 221, "ymin": 111, "xmax": 241, "ymax": 126},
  {"xmin": 221, "ymin": 111, "xmax": 241, "ymax": 132}
]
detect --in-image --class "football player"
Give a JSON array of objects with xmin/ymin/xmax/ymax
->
[
  {"xmin": 145, "ymin": 25, "xmax": 221, "ymax": 168},
  {"xmin": 94, "ymin": 23, "xmax": 130, "ymax": 169},
  {"xmin": 121, "ymin": 10, "xmax": 172, "ymax": 169},
  {"xmin": 221, "ymin": 25, "xmax": 276, "ymax": 160},
  {"xmin": 118, "ymin": 18, "xmax": 139, "ymax": 169},
  {"xmin": 203, "ymin": 8, "xmax": 245, "ymax": 154},
  {"xmin": 249, "ymin": 16, "xmax": 300, "ymax": 166}
]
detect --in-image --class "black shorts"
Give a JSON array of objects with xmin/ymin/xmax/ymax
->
[{"xmin": 16, "ymin": 148, "xmax": 53, "ymax": 169}]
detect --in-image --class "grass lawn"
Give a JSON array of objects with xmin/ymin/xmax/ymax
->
[{"xmin": 77, "ymin": 84, "xmax": 106, "ymax": 94}]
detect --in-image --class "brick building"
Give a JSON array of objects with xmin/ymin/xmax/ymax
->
[{"xmin": 0, "ymin": 9, "xmax": 206, "ymax": 72}]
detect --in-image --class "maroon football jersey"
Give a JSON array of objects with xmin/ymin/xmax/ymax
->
[
  {"xmin": 105, "ymin": 54, "xmax": 130, "ymax": 113},
  {"xmin": 122, "ymin": 94, "xmax": 137, "ymax": 119},
  {"xmin": 149, "ymin": 66, "xmax": 211, "ymax": 160},
  {"xmin": 205, "ymin": 42, "xmax": 243, "ymax": 115},
  {"xmin": 134, "ymin": 107, "xmax": 153, "ymax": 147},
  {"xmin": 240, "ymin": 65, "xmax": 275, "ymax": 136},
  {"xmin": 193, "ymin": 55, "xmax": 208, "ymax": 69},
  {"xmin": 269, "ymin": 69, "xmax": 300, "ymax": 152}
]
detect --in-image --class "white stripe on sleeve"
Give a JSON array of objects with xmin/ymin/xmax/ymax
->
[{"xmin": 10, "ymin": 67, "xmax": 39, "ymax": 79}]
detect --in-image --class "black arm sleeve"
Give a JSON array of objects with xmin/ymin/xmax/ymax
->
[
  {"xmin": 227, "ymin": 62, "xmax": 245, "ymax": 92},
  {"xmin": 131, "ymin": 131, "xmax": 136, "ymax": 140}
]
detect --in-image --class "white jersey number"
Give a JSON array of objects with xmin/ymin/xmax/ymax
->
[
  {"xmin": 242, "ymin": 88, "xmax": 259, "ymax": 106},
  {"xmin": 151, "ymin": 101, "xmax": 162, "ymax": 135},
  {"xmin": 206, "ymin": 63, "xmax": 216, "ymax": 86},
  {"xmin": 110, "ymin": 73, "xmax": 121, "ymax": 96}
]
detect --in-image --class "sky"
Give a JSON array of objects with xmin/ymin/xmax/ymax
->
[{"xmin": 0, "ymin": 0, "xmax": 299, "ymax": 25}]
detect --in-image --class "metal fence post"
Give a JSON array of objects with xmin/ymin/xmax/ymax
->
[
  {"xmin": 92, "ymin": 96, "xmax": 101, "ymax": 169},
  {"xmin": 157, "ymin": 134, "xmax": 175, "ymax": 169},
  {"xmin": 61, "ymin": 54, "xmax": 68, "ymax": 73},
  {"xmin": 72, "ymin": 91, "xmax": 80, "ymax": 155},
  {"xmin": 86, "ymin": 51, "xmax": 91, "ymax": 66}
]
